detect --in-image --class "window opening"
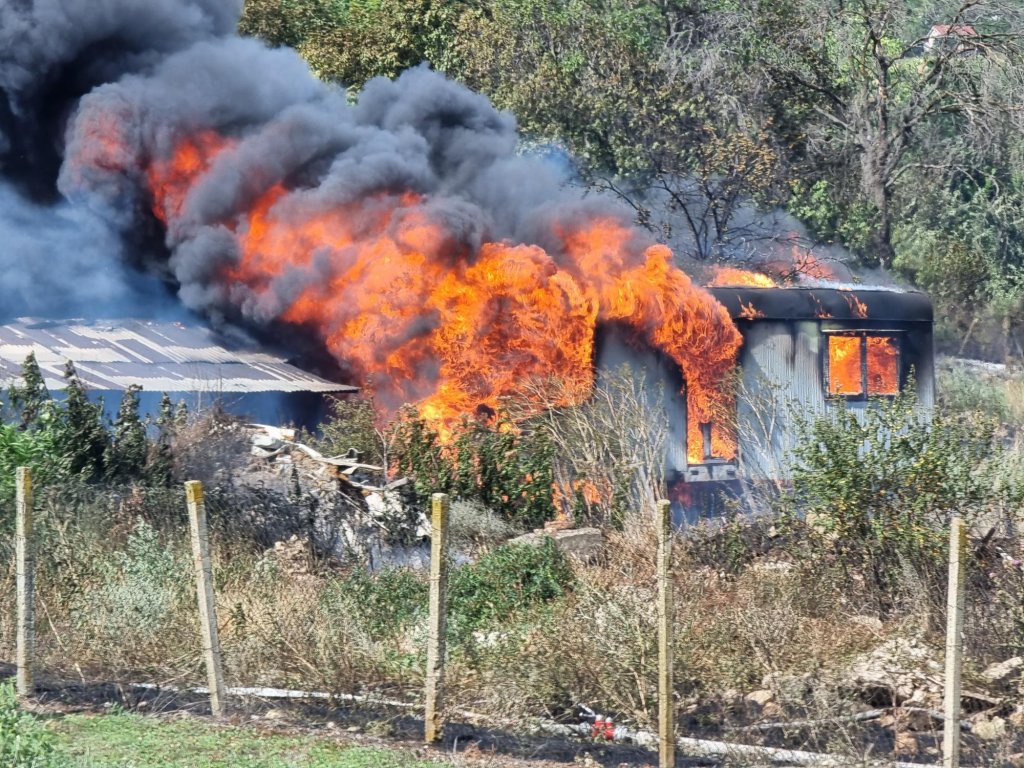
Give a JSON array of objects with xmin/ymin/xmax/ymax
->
[{"xmin": 826, "ymin": 332, "xmax": 901, "ymax": 398}]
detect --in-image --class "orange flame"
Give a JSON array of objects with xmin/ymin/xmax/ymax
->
[
  {"xmin": 738, "ymin": 301, "xmax": 765, "ymax": 320},
  {"xmin": 143, "ymin": 130, "xmax": 742, "ymax": 463},
  {"xmin": 840, "ymin": 290, "xmax": 869, "ymax": 318},
  {"xmin": 827, "ymin": 335, "xmax": 862, "ymax": 396},
  {"xmin": 708, "ymin": 266, "xmax": 777, "ymax": 288},
  {"xmin": 866, "ymin": 336, "xmax": 898, "ymax": 395}
]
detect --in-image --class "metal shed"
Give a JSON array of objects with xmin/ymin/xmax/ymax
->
[
  {"xmin": 701, "ymin": 286, "xmax": 935, "ymax": 483},
  {"xmin": 0, "ymin": 318, "xmax": 356, "ymax": 427}
]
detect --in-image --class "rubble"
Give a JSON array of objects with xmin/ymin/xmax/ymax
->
[
  {"xmin": 981, "ymin": 656, "xmax": 1024, "ymax": 687},
  {"xmin": 508, "ymin": 527, "xmax": 604, "ymax": 561},
  {"xmin": 237, "ymin": 424, "xmax": 428, "ymax": 564}
]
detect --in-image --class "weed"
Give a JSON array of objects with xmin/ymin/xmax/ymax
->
[{"xmin": 0, "ymin": 681, "xmax": 59, "ymax": 768}]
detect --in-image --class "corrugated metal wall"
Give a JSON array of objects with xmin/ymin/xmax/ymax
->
[{"xmin": 734, "ymin": 320, "xmax": 935, "ymax": 480}]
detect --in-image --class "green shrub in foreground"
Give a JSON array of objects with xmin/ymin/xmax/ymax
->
[
  {"xmin": 0, "ymin": 681, "xmax": 59, "ymax": 768},
  {"xmin": 448, "ymin": 539, "xmax": 573, "ymax": 641}
]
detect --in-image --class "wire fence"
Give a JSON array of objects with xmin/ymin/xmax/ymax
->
[{"xmin": 0, "ymin": 468, "xmax": 980, "ymax": 768}]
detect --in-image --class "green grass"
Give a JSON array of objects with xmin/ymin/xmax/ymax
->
[{"xmin": 48, "ymin": 712, "xmax": 450, "ymax": 768}]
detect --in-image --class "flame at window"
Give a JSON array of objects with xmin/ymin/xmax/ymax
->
[
  {"xmin": 866, "ymin": 336, "xmax": 899, "ymax": 395},
  {"xmin": 828, "ymin": 335, "xmax": 862, "ymax": 395}
]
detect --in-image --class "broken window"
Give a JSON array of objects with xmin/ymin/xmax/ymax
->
[{"xmin": 826, "ymin": 332, "xmax": 900, "ymax": 398}]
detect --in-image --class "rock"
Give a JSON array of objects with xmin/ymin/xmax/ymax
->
[
  {"xmin": 982, "ymin": 656, "xmax": 1024, "ymax": 686},
  {"xmin": 851, "ymin": 614, "xmax": 883, "ymax": 632},
  {"xmin": 632, "ymin": 731, "xmax": 657, "ymax": 748},
  {"xmin": 745, "ymin": 689, "xmax": 774, "ymax": 706},
  {"xmin": 509, "ymin": 527, "xmax": 604, "ymax": 561},
  {"xmin": 894, "ymin": 730, "xmax": 919, "ymax": 756},
  {"xmin": 972, "ymin": 716, "xmax": 1007, "ymax": 740},
  {"xmin": 845, "ymin": 637, "xmax": 940, "ymax": 705}
]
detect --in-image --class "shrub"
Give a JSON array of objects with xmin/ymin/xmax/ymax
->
[
  {"xmin": 324, "ymin": 567, "xmax": 427, "ymax": 641},
  {"xmin": 0, "ymin": 681, "xmax": 59, "ymax": 768},
  {"xmin": 782, "ymin": 391, "xmax": 1023, "ymax": 608},
  {"xmin": 391, "ymin": 408, "xmax": 556, "ymax": 529},
  {"xmin": 448, "ymin": 539, "xmax": 573, "ymax": 641}
]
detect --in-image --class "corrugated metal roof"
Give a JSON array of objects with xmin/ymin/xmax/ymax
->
[{"xmin": 0, "ymin": 318, "xmax": 356, "ymax": 394}]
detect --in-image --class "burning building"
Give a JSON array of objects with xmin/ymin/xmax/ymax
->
[
  {"xmin": 0, "ymin": 0, "xmax": 935, "ymax": 510},
  {"xmin": 695, "ymin": 285, "xmax": 935, "ymax": 483}
]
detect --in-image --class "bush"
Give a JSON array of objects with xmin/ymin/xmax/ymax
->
[
  {"xmin": 448, "ymin": 539, "xmax": 573, "ymax": 641},
  {"xmin": 0, "ymin": 681, "xmax": 59, "ymax": 768},
  {"xmin": 781, "ymin": 390, "xmax": 1024, "ymax": 608},
  {"xmin": 324, "ymin": 567, "xmax": 427, "ymax": 641}
]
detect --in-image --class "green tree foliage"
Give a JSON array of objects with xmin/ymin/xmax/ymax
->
[
  {"xmin": 0, "ymin": 422, "xmax": 71, "ymax": 509},
  {"xmin": 7, "ymin": 352, "xmax": 50, "ymax": 430},
  {"xmin": 105, "ymin": 385, "xmax": 149, "ymax": 482},
  {"xmin": 239, "ymin": 0, "xmax": 461, "ymax": 90},
  {"xmin": 784, "ymin": 390, "xmax": 1024, "ymax": 598},
  {"xmin": 57, "ymin": 361, "xmax": 109, "ymax": 479},
  {"xmin": 146, "ymin": 392, "xmax": 176, "ymax": 486}
]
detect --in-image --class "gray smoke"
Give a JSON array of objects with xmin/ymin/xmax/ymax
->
[
  {"xmin": 0, "ymin": 0, "xmax": 244, "ymax": 319},
  {"xmin": 0, "ymin": 0, "xmax": 642, "ymax": 373},
  {"xmin": 55, "ymin": 28, "xmax": 627, "ymax": 326}
]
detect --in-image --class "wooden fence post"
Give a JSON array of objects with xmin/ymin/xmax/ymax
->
[
  {"xmin": 657, "ymin": 499, "xmax": 675, "ymax": 768},
  {"xmin": 424, "ymin": 493, "xmax": 450, "ymax": 744},
  {"xmin": 942, "ymin": 517, "xmax": 967, "ymax": 768},
  {"xmin": 185, "ymin": 480, "xmax": 226, "ymax": 718},
  {"xmin": 15, "ymin": 467, "xmax": 34, "ymax": 700}
]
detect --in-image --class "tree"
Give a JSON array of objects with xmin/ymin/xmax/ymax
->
[
  {"xmin": 146, "ymin": 392, "xmax": 176, "ymax": 486},
  {"xmin": 452, "ymin": 0, "xmax": 790, "ymax": 260},
  {"xmin": 105, "ymin": 385, "xmax": 148, "ymax": 482},
  {"xmin": 59, "ymin": 361, "xmax": 109, "ymax": 478},
  {"xmin": 239, "ymin": 0, "xmax": 462, "ymax": 90},
  {"xmin": 756, "ymin": 0, "xmax": 1024, "ymax": 265},
  {"xmin": 8, "ymin": 352, "xmax": 50, "ymax": 430}
]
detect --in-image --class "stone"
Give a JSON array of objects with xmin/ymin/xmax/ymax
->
[
  {"xmin": 851, "ymin": 614, "xmax": 884, "ymax": 632},
  {"xmin": 745, "ymin": 689, "xmax": 774, "ymax": 706},
  {"xmin": 982, "ymin": 657, "xmax": 1024, "ymax": 686},
  {"xmin": 894, "ymin": 730, "xmax": 919, "ymax": 756},
  {"xmin": 845, "ymin": 637, "xmax": 939, "ymax": 705},
  {"xmin": 972, "ymin": 716, "xmax": 1007, "ymax": 740},
  {"xmin": 508, "ymin": 527, "xmax": 604, "ymax": 561}
]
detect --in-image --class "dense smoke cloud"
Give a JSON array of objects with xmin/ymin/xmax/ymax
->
[
  {"xmin": 0, "ymin": 0, "xmax": 742, "ymax": 453},
  {"xmin": 0, "ymin": 0, "xmax": 243, "ymax": 318}
]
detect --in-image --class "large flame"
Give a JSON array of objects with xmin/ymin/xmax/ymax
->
[
  {"xmin": 142, "ymin": 131, "xmax": 741, "ymax": 462},
  {"xmin": 708, "ymin": 266, "xmax": 777, "ymax": 288}
]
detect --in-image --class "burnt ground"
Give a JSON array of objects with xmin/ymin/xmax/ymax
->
[
  {"xmin": 20, "ymin": 671, "xmax": 700, "ymax": 768},
  {"xmin": 11, "ymin": 665, "xmax": 1019, "ymax": 767}
]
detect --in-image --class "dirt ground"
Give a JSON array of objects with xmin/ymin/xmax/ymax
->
[{"xmin": 28, "ymin": 677, "xmax": 698, "ymax": 768}]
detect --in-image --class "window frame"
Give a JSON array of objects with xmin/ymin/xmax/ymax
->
[{"xmin": 822, "ymin": 330, "xmax": 903, "ymax": 401}]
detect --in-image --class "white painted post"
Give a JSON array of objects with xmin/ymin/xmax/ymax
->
[
  {"xmin": 424, "ymin": 493, "xmax": 449, "ymax": 744},
  {"xmin": 657, "ymin": 499, "xmax": 675, "ymax": 768},
  {"xmin": 942, "ymin": 517, "xmax": 967, "ymax": 768},
  {"xmin": 15, "ymin": 467, "xmax": 34, "ymax": 700},
  {"xmin": 186, "ymin": 480, "xmax": 226, "ymax": 718}
]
